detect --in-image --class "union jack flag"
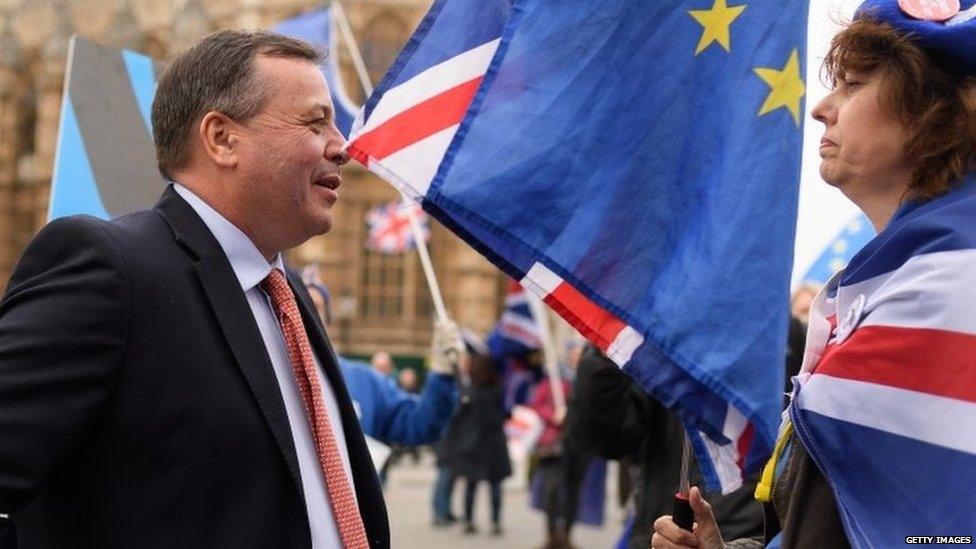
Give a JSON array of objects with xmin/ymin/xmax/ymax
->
[
  {"xmin": 347, "ymin": 0, "xmax": 807, "ymax": 493},
  {"xmin": 365, "ymin": 201, "xmax": 429, "ymax": 254},
  {"xmin": 488, "ymin": 280, "xmax": 542, "ymax": 359},
  {"xmin": 792, "ymin": 178, "xmax": 976, "ymax": 546}
]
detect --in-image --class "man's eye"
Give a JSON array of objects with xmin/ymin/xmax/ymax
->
[{"xmin": 308, "ymin": 119, "xmax": 327, "ymax": 133}]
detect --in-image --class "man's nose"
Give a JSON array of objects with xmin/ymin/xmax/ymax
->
[{"xmin": 325, "ymin": 128, "xmax": 350, "ymax": 166}]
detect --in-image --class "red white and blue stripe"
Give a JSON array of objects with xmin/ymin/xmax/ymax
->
[
  {"xmin": 791, "ymin": 177, "xmax": 976, "ymax": 547},
  {"xmin": 365, "ymin": 201, "xmax": 429, "ymax": 254},
  {"xmin": 487, "ymin": 280, "xmax": 542, "ymax": 359},
  {"xmin": 347, "ymin": 0, "xmax": 807, "ymax": 493},
  {"xmin": 347, "ymin": 0, "xmax": 509, "ymax": 196}
]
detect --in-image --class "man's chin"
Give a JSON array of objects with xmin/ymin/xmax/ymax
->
[{"xmin": 310, "ymin": 214, "xmax": 334, "ymax": 236}]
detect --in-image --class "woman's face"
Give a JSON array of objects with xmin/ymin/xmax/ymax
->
[{"xmin": 811, "ymin": 69, "xmax": 916, "ymax": 198}]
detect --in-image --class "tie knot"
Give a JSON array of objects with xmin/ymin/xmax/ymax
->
[{"xmin": 261, "ymin": 268, "xmax": 292, "ymax": 302}]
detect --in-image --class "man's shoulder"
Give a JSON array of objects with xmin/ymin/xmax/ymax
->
[{"xmin": 43, "ymin": 208, "xmax": 169, "ymax": 243}]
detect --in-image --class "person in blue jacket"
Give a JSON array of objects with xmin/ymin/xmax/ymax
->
[
  {"xmin": 306, "ymin": 281, "xmax": 461, "ymax": 446},
  {"xmin": 337, "ymin": 355, "xmax": 456, "ymax": 446}
]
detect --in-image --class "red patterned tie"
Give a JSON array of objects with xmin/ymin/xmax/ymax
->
[{"xmin": 261, "ymin": 269, "xmax": 369, "ymax": 548}]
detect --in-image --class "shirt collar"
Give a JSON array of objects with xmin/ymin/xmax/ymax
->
[{"xmin": 172, "ymin": 183, "xmax": 285, "ymax": 292}]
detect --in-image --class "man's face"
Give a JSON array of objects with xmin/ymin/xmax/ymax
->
[{"xmin": 234, "ymin": 55, "xmax": 348, "ymax": 253}]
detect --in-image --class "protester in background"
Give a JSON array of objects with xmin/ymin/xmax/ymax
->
[
  {"xmin": 653, "ymin": 6, "xmax": 976, "ymax": 547},
  {"xmin": 783, "ymin": 285, "xmax": 816, "ymax": 402},
  {"xmin": 370, "ymin": 350, "xmax": 394, "ymax": 377},
  {"xmin": 439, "ymin": 354, "xmax": 511, "ymax": 535},
  {"xmin": 568, "ymin": 346, "xmax": 763, "ymax": 549},
  {"xmin": 386, "ymin": 368, "xmax": 423, "ymax": 469},
  {"xmin": 530, "ymin": 343, "xmax": 591, "ymax": 549},
  {"xmin": 431, "ymin": 331, "xmax": 486, "ymax": 527},
  {"xmin": 304, "ymin": 279, "xmax": 333, "ymax": 328},
  {"xmin": 501, "ymin": 350, "xmax": 545, "ymax": 412},
  {"xmin": 304, "ymin": 281, "xmax": 460, "ymax": 449},
  {"xmin": 397, "ymin": 368, "xmax": 420, "ymax": 393},
  {"xmin": 788, "ymin": 283, "xmax": 818, "ymax": 325}
]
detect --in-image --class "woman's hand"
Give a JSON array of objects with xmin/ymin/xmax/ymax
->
[{"xmin": 651, "ymin": 487, "xmax": 724, "ymax": 549}]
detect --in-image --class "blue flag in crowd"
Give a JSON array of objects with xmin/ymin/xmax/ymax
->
[
  {"xmin": 349, "ymin": 0, "xmax": 809, "ymax": 492},
  {"xmin": 801, "ymin": 212, "xmax": 874, "ymax": 285}
]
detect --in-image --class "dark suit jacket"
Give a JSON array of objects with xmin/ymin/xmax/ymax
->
[{"xmin": 0, "ymin": 187, "xmax": 389, "ymax": 548}]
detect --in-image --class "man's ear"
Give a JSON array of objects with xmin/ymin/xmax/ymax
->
[{"xmin": 198, "ymin": 111, "xmax": 240, "ymax": 168}]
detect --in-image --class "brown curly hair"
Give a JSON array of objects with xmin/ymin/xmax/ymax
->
[{"xmin": 822, "ymin": 17, "xmax": 976, "ymax": 201}]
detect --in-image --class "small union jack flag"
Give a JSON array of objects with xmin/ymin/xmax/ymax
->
[{"xmin": 365, "ymin": 201, "xmax": 429, "ymax": 254}]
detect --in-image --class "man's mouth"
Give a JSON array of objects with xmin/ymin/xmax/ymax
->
[{"xmin": 313, "ymin": 174, "xmax": 342, "ymax": 190}]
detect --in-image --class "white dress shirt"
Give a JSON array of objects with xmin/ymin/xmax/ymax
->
[{"xmin": 174, "ymin": 183, "xmax": 354, "ymax": 549}]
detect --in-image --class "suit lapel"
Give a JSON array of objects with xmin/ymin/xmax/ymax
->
[{"xmin": 154, "ymin": 187, "xmax": 304, "ymax": 497}]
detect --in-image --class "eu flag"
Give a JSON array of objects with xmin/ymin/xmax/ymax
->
[{"xmin": 351, "ymin": 0, "xmax": 808, "ymax": 491}]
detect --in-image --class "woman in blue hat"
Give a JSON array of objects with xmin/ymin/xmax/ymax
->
[{"xmin": 652, "ymin": 2, "xmax": 976, "ymax": 548}]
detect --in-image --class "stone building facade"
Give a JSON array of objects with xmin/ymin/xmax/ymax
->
[{"xmin": 0, "ymin": 0, "xmax": 505, "ymax": 357}]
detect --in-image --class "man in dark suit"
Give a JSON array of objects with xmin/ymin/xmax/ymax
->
[{"xmin": 0, "ymin": 30, "xmax": 406, "ymax": 548}]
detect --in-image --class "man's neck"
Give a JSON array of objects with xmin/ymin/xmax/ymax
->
[{"xmin": 174, "ymin": 176, "xmax": 279, "ymax": 261}]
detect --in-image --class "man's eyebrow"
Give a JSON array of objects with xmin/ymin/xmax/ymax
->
[{"xmin": 307, "ymin": 104, "xmax": 334, "ymax": 120}]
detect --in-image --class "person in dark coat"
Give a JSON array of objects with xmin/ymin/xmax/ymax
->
[
  {"xmin": 565, "ymin": 346, "xmax": 763, "ymax": 549},
  {"xmin": 439, "ymin": 354, "xmax": 512, "ymax": 535}
]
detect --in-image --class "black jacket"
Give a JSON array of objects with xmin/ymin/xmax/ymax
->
[
  {"xmin": 0, "ymin": 187, "xmax": 388, "ymax": 548},
  {"xmin": 566, "ymin": 346, "xmax": 762, "ymax": 549},
  {"xmin": 438, "ymin": 384, "xmax": 511, "ymax": 482}
]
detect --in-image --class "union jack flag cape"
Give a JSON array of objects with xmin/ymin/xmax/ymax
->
[
  {"xmin": 348, "ymin": 0, "xmax": 808, "ymax": 492},
  {"xmin": 792, "ymin": 178, "xmax": 976, "ymax": 547},
  {"xmin": 365, "ymin": 201, "xmax": 429, "ymax": 254}
]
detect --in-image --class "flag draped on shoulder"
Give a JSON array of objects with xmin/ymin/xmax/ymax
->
[
  {"xmin": 792, "ymin": 178, "xmax": 976, "ymax": 547},
  {"xmin": 349, "ymin": 0, "xmax": 808, "ymax": 492}
]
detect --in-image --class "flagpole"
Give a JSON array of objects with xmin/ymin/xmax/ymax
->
[
  {"xmin": 400, "ymin": 192, "xmax": 449, "ymax": 323},
  {"xmin": 330, "ymin": 0, "xmax": 374, "ymax": 96},
  {"xmin": 331, "ymin": 0, "xmax": 449, "ymax": 325},
  {"xmin": 527, "ymin": 293, "xmax": 567, "ymax": 414}
]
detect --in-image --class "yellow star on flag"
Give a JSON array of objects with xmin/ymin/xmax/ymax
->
[
  {"xmin": 688, "ymin": 0, "xmax": 747, "ymax": 55},
  {"xmin": 754, "ymin": 49, "xmax": 806, "ymax": 126}
]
